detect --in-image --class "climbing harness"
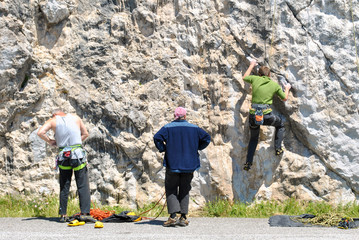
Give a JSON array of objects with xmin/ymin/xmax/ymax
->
[
  {"xmin": 57, "ymin": 144, "xmax": 87, "ymax": 171},
  {"xmin": 250, "ymin": 104, "xmax": 272, "ymax": 126}
]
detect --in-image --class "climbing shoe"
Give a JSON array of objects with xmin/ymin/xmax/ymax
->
[
  {"xmin": 163, "ymin": 217, "xmax": 177, "ymax": 227},
  {"xmin": 243, "ymin": 162, "xmax": 252, "ymax": 171},
  {"xmin": 177, "ymin": 216, "xmax": 189, "ymax": 227},
  {"xmin": 59, "ymin": 215, "xmax": 68, "ymax": 222},
  {"xmin": 94, "ymin": 221, "xmax": 104, "ymax": 228},
  {"xmin": 79, "ymin": 215, "xmax": 97, "ymax": 223},
  {"xmin": 275, "ymin": 148, "xmax": 284, "ymax": 155}
]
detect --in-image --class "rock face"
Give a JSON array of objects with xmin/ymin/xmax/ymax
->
[{"xmin": 0, "ymin": 0, "xmax": 358, "ymax": 209}]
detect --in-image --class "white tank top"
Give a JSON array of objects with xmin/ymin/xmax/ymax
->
[{"xmin": 55, "ymin": 114, "xmax": 82, "ymax": 148}]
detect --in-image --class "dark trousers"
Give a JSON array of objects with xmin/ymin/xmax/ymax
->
[
  {"xmin": 246, "ymin": 112, "xmax": 285, "ymax": 165},
  {"xmin": 165, "ymin": 170, "xmax": 194, "ymax": 215},
  {"xmin": 59, "ymin": 165, "xmax": 91, "ymax": 215}
]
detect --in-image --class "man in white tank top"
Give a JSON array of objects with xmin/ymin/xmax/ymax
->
[{"xmin": 38, "ymin": 109, "xmax": 94, "ymax": 223}]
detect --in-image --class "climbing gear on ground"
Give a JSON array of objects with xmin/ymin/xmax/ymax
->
[
  {"xmin": 100, "ymin": 192, "xmax": 166, "ymax": 223},
  {"xmin": 78, "ymin": 214, "xmax": 97, "ymax": 223},
  {"xmin": 57, "ymin": 144, "xmax": 87, "ymax": 171},
  {"xmin": 177, "ymin": 216, "xmax": 189, "ymax": 227},
  {"xmin": 338, "ymin": 217, "xmax": 359, "ymax": 229},
  {"xmin": 270, "ymin": 214, "xmax": 314, "ymax": 227},
  {"xmin": 288, "ymin": 213, "xmax": 359, "ymax": 228},
  {"xmin": 126, "ymin": 212, "xmax": 137, "ymax": 216},
  {"xmin": 338, "ymin": 217, "xmax": 351, "ymax": 229},
  {"xmin": 68, "ymin": 213, "xmax": 96, "ymax": 223},
  {"xmin": 90, "ymin": 201, "xmax": 115, "ymax": 221},
  {"xmin": 275, "ymin": 148, "xmax": 284, "ymax": 155},
  {"xmin": 163, "ymin": 217, "xmax": 178, "ymax": 227},
  {"xmin": 243, "ymin": 162, "xmax": 252, "ymax": 171},
  {"xmin": 67, "ymin": 219, "xmax": 85, "ymax": 227},
  {"xmin": 69, "ymin": 202, "xmax": 142, "ymax": 224},
  {"xmin": 94, "ymin": 221, "xmax": 104, "ymax": 228},
  {"xmin": 101, "ymin": 211, "xmax": 142, "ymax": 222}
]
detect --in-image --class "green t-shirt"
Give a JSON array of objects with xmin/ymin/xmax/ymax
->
[{"xmin": 243, "ymin": 75, "xmax": 286, "ymax": 113}]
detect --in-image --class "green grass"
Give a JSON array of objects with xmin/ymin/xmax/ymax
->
[
  {"xmin": 0, "ymin": 194, "xmax": 80, "ymax": 218},
  {"xmin": 202, "ymin": 198, "xmax": 359, "ymax": 218},
  {"xmin": 0, "ymin": 194, "xmax": 358, "ymax": 219},
  {"xmin": 0, "ymin": 194, "xmax": 168, "ymax": 218}
]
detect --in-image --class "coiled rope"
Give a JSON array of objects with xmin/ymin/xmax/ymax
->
[
  {"xmin": 291, "ymin": 213, "xmax": 353, "ymax": 227},
  {"xmin": 90, "ymin": 201, "xmax": 115, "ymax": 220}
]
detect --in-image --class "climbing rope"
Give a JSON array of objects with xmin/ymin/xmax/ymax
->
[
  {"xmin": 349, "ymin": 0, "xmax": 359, "ymax": 75},
  {"xmin": 305, "ymin": 5, "xmax": 310, "ymax": 97},
  {"xmin": 268, "ymin": 0, "xmax": 278, "ymax": 64},
  {"xmin": 90, "ymin": 201, "xmax": 115, "ymax": 220},
  {"xmin": 138, "ymin": 191, "xmax": 166, "ymax": 221},
  {"xmin": 291, "ymin": 213, "xmax": 353, "ymax": 227}
]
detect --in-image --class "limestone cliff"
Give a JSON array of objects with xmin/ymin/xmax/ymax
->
[{"xmin": 0, "ymin": 0, "xmax": 358, "ymax": 209}]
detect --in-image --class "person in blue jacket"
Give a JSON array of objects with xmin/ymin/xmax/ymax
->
[{"xmin": 154, "ymin": 107, "xmax": 211, "ymax": 227}]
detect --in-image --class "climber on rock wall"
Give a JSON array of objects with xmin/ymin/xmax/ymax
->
[{"xmin": 242, "ymin": 60, "xmax": 291, "ymax": 171}]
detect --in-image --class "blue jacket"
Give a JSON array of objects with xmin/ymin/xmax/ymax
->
[{"xmin": 153, "ymin": 120, "xmax": 211, "ymax": 172}]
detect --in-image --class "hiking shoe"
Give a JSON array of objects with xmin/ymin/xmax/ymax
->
[
  {"xmin": 163, "ymin": 217, "xmax": 177, "ymax": 227},
  {"xmin": 243, "ymin": 162, "xmax": 252, "ymax": 171},
  {"xmin": 59, "ymin": 216, "xmax": 68, "ymax": 222},
  {"xmin": 79, "ymin": 215, "xmax": 97, "ymax": 223},
  {"xmin": 275, "ymin": 148, "xmax": 284, "ymax": 155},
  {"xmin": 177, "ymin": 216, "xmax": 189, "ymax": 227}
]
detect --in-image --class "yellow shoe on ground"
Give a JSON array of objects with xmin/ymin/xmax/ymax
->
[
  {"xmin": 68, "ymin": 220, "xmax": 85, "ymax": 226},
  {"xmin": 68, "ymin": 220, "xmax": 80, "ymax": 227},
  {"xmin": 94, "ymin": 221, "xmax": 104, "ymax": 228}
]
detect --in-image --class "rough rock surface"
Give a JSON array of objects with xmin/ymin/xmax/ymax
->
[{"xmin": 0, "ymin": 0, "xmax": 358, "ymax": 209}]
